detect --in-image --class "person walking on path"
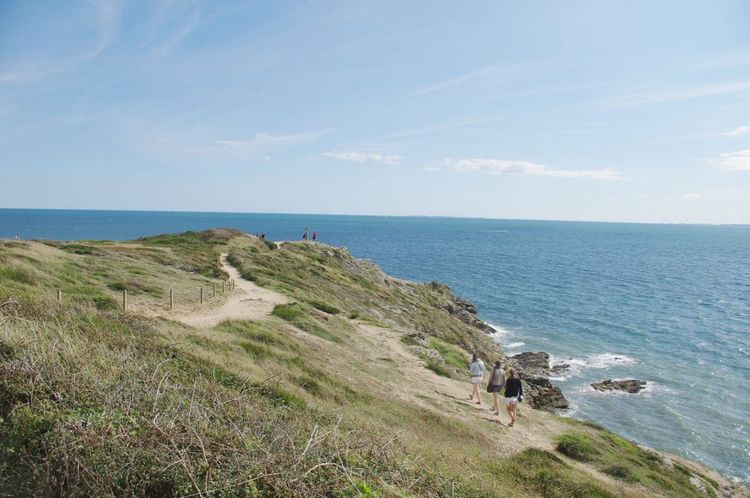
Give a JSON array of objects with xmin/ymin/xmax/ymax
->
[
  {"xmin": 503, "ymin": 368, "xmax": 523, "ymax": 427},
  {"xmin": 486, "ymin": 360, "xmax": 505, "ymax": 416},
  {"xmin": 467, "ymin": 354, "xmax": 486, "ymax": 405},
  {"xmin": 302, "ymin": 226, "xmax": 309, "ymax": 241}
]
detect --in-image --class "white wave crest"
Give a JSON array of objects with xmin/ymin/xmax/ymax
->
[{"xmin": 567, "ymin": 353, "xmax": 637, "ymax": 369}]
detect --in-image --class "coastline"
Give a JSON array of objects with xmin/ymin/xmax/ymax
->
[{"xmin": 1, "ymin": 230, "xmax": 747, "ymax": 496}]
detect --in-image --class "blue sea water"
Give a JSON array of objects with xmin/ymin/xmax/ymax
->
[{"xmin": 1, "ymin": 208, "xmax": 749, "ymax": 484}]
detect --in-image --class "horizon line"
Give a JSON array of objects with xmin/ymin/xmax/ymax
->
[{"xmin": 1, "ymin": 206, "xmax": 748, "ymax": 228}]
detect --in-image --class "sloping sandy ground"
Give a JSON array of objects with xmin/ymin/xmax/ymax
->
[{"xmin": 174, "ymin": 254, "xmax": 290, "ymax": 328}]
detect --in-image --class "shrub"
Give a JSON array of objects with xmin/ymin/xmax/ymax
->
[
  {"xmin": 425, "ymin": 360, "xmax": 452, "ymax": 378},
  {"xmin": 556, "ymin": 433, "xmax": 600, "ymax": 462},
  {"xmin": 603, "ymin": 465, "xmax": 635, "ymax": 481},
  {"xmin": 429, "ymin": 338, "xmax": 467, "ymax": 370},
  {"xmin": 272, "ymin": 303, "xmax": 302, "ymax": 321},
  {"xmin": 0, "ymin": 266, "xmax": 36, "ymax": 285},
  {"xmin": 263, "ymin": 239, "xmax": 278, "ymax": 250},
  {"xmin": 309, "ymin": 301, "xmax": 340, "ymax": 315}
]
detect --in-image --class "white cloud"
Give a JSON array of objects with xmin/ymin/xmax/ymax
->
[
  {"xmin": 723, "ymin": 126, "xmax": 750, "ymax": 137},
  {"xmin": 712, "ymin": 150, "xmax": 750, "ymax": 170},
  {"xmin": 212, "ymin": 129, "xmax": 332, "ymax": 155},
  {"xmin": 443, "ymin": 158, "xmax": 622, "ymax": 180},
  {"xmin": 146, "ymin": 129, "xmax": 333, "ymax": 159},
  {"xmin": 423, "ymin": 166, "xmax": 441, "ymax": 172},
  {"xmin": 324, "ymin": 151, "xmax": 401, "ymax": 165},
  {"xmin": 611, "ymin": 80, "xmax": 750, "ymax": 107},
  {"xmin": 683, "ymin": 193, "xmax": 702, "ymax": 200}
]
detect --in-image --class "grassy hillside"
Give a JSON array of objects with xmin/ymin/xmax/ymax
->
[{"xmin": 0, "ymin": 231, "xmax": 744, "ymax": 498}]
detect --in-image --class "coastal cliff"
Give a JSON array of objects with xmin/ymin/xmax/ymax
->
[{"xmin": 0, "ymin": 230, "xmax": 746, "ymax": 497}]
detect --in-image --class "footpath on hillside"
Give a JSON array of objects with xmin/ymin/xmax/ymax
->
[{"xmin": 175, "ymin": 254, "xmax": 289, "ymax": 328}]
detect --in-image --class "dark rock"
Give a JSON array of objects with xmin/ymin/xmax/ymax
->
[
  {"xmin": 523, "ymin": 376, "xmax": 569, "ymax": 411},
  {"xmin": 591, "ymin": 379, "xmax": 647, "ymax": 393},
  {"xmin": 508, "ymin": 352, "xmax": 570, "ymax": 411},
  {"xmin": 445, "ymin": 295, "xmax": 495, "ymax": 333},
  {"xmin": 551, "ymin": 363, "xmax": 571, "ymax": 374},
  {"xmin": 510, "ymin": 352, "xmax": 551, "ymax": 376}
]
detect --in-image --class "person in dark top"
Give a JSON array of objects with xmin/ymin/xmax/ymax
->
[{"xmin": 503, "ymin": 368, "xmax": 523, "ymax": 427}]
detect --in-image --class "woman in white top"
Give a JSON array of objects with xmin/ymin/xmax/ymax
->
[{"xmin": 467, "ymin": 354, "xmax": 485, "ymax": 405}]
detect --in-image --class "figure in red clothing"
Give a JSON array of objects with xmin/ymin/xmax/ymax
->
[{"xmin": 312, "ymin": 231, "xmax": 317, "ymax": 241}]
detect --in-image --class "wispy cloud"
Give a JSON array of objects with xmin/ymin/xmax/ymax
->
[
  {"xmin": 324, "ymin": 151, "xmax": 402, "ymax": 165},
  {"xmin": 712, "ymin": 150, "xmax": 750, "ymax": 171},
  {"xmin": 0, "ymin": 0, "xmax": 123, "ymax": 85},
  {"xmin": 683, "ymin": 192, "xmax": 702, "ymax": 200},
  {"xmin": 412, "ymin": 66, "xmax": 497, "ymax": 96},
  {"xmin": 148, "ymin": 129, "xmax": 333, "ymax": 159},
  {"xmin": 723, "ymin": 126, "xmax": 750, "ymax": 137},
  {"xmin": 443, "ymin": 158, "xmax": 622, "ymax": 180},
  {"xmin": 611, "ymin": 80, "xmax": 750, "ymax": 107},
  {"xmin": 212, "ymin": 130, "xmax": 333, "ymax": 155}
]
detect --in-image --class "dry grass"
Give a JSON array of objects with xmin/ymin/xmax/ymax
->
[{"xmin": 0, "ymin": 230, "xmax": 738, "ymax": 498}]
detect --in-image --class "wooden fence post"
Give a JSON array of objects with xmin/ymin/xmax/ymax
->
[
  {"xmin": 212, "ymin": 283, "xmax": 216, "ymax": 297},
  {"xmin": 57, "ymin": 290, "xmax": 62, "ymax": 304},
  {"xmin": 122, "ymin": 289, "xmax": 128, "ymax": 311},
  {"xmin": 170, "ymin": 289, "xmax": 174, "ymax": 311},
  {"xmin": 200, "ymin": 287, "xmax": 204, "ymax": 304}
]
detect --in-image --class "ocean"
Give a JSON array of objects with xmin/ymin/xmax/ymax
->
[{"xmin": 1, "ymin": 208, "xmax": 748, "ymax": 484}]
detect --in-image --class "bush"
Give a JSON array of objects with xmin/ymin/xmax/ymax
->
[
  {"xmin": 556, "ymin": 433, "xmax": 600, "ymax": 462},
  {"xmin": 425, "ymin": 360, "xmax": 452, "ymax": 378},
  {"xmin": 603, "ymin": 465, "xmax": 635, "ymax": 481},
  {"xmin": 272, "ymin": 303, "xmax": 302, "ymax": 321},
  {"xmin": 262, "ymin": 239, "xmax": 278, "ymax": 251},
  {"xmin": 310, "ymin": 301, "xmax": 340, "ymax": 315},
  {"xmin": 0, "ymin": 266, "xmax": 36, "ymax": 285}
]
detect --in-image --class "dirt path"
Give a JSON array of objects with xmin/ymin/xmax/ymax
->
[{"xmin": 175, "ymin": 254, "xmax": 290, "ymax": 328}]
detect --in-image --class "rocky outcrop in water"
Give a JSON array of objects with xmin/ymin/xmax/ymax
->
[
  {"xmin": 591, "ymin": 379, "xmax": 647, "ymax": 393},
  {"xmin": 524, "ymin": 376, "xmax": 569, "ymax": 411},
  {"xmin": 509, "ymin": 352, "xmax": 569, "ymax": 412},
  {"xmin": 444, "ymin": 295, "xmax": 495, "ymax": 334}
]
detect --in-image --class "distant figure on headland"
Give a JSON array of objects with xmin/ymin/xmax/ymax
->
[
  {"xmin": 302, "ymin": 226, "xmax": 309, "ymax": 241},
  {"xmin": 312, "ymin": 231, "xmax": 317, "ymax": 241}
]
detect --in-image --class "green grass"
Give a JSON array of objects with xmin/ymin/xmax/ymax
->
[
  {"xmin": 489, "ymin": 448, "xmax": 615, "ymax": 498},
  {"xmin": 0, "ymin": 230, "xmax": 734, "ymax": 498},
  {"xmin": 0, "ymin": 265, "xmax": 37, "ymax": 285},
  {"xmin": 425, "ymin": 360, "xmax": 452, "ymax": 378},
  {"xmin": 271, "ymin": 303, "xmax": 303, "ymax": 321},
  {"xmin": 429, "ymin": 337, "xmax": 468, "ymax": 370},
  {"xmin": 309, "ymin": 300, "xmax": 341, "ymax": 315},
  {"xmin": 271, "ymin": 304, "xmax": 343, "ymax": 343},
  {"xmin": 555, "ymin": 426, "xmax": 721, "ymax": 497},
  {"xmin": 556, "ymin": 433, "xmax": 601, "ymax": 462}
]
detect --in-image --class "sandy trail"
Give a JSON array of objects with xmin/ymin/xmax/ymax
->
[{"xmin": 176, "ymin": 254, "xmax": 290, "ymax": 328}]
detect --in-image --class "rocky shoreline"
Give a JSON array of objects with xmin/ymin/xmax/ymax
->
[{"xmin": 508, "ymin": 351, "xmax": 570, "ymax": 412}]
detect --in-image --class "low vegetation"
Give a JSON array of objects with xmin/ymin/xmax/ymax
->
[
  {"xmin": 555, "ymin": 426, "xmax": 722, "ymax": 497},
  {"xmin": 0, "ymin": 230, "xmax": 739, "ymax": 497}
]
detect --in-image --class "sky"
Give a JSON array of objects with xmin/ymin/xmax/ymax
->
[{"xmin": 2, "ymin": 1, "xmax": 750, "ymax": 224}]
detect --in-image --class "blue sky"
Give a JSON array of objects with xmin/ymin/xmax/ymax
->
[{"xmin": 2, "ymin": 1, "xmax": 750, "ymax": 223}]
